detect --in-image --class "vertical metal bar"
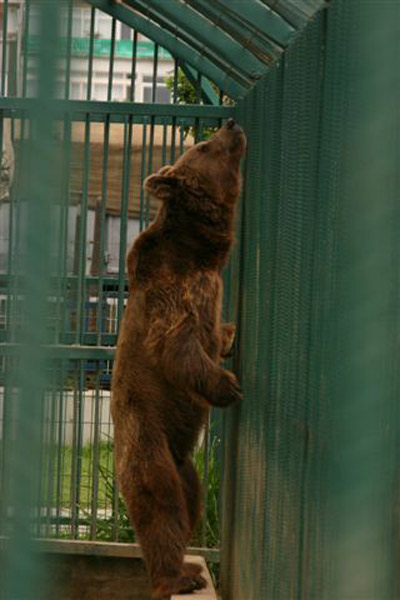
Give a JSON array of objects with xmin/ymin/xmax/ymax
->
[
  {"xmin": 87, "ymin": 8, "xmax": 95, "ymax": 101},
  {"xmin": 201, "ymin": 417, "xmax": 210, "ymax": 546},
  {"xmin": 151, "ymin": 43, "xmax": 159, "ymax": 103},
  {"xmin": 162, "ymin": 121, "xmax": 168, "ymax": 165},
  {"xmin": 71, "ymin": 364, "xmax": 84, "ymax": 539},
  {"xmin": 113, "ymin": 479, "xmax": 120, "ymax": 542},
  {"xmin": 3, "ymin": 3, "xmax": 60, "ymax": 596},
  {"xmin": 55, "ymin": 362, "xmax": 65, "ymax": 538},
  {"xmin": 75, "ymin": 115, "xmax": 90, "ymax": 345},
  {"xmin": 139, "ymin": 119, "xmax": 147, "ymax": 231},
  {"xmin": 96, "ymin": 114, "xmax": 110, "ymax": 346},
  {"xmin": 1, "ymin": 0, "xmax": 9, "ymax": 96},
  {"xmin": 170, "ymin": 59, "xmax": 179, "ymax": 164},
  {"xmin": 35, "ymin": 393, "xmax": 46, "ymax": 537},
  {"xmin": 70, "ymin": 368, "xmax": 78, "ymax": 539},
  {"xmin": 90, "ymin": 365, "xmax": 101, "ymax": 540},
  {"xmin": 194, "ymin": 72, "xmax": 202, "ymax": 143},
  {"xmin": 129, "ymin": 30, "xmax": 138, "ymax": 102},
  {"xmin": 22, "ymin": 0, "xmax": 30, "ymax": 98},
  {"xmin": 45, "ymin": 381, "xmax": 57, "ymax": 537},
  {"xmin": 145, "ymin": 43, "xmax": 159, "ymax": 226},
  {"xmin": 117, "ymin": 115, "xmax": 133, "ymax": 335},
  {"xmin": 56, "ymin": 115, "xmax": 72, "ymax": 344},
  {"xmin": 64, "ymin": 0, "xmax": 73, "ymax": 100},
  {"xmin": 107, "ymin": 17, "xmax": 116, "ymax": 102},
  {"xmin": 147, "ymin": 118, "xmax": 155, "ymax": 227},
  {"xmin": 179, "ymin": 122, "xmax": 185, "ymax": 156}
]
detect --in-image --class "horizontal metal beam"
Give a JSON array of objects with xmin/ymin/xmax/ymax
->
[
  {"xmin": 85, "ymin": 0, "xmax": 247, "ymax": 100},
  {"xmin": 128, "ymin": 0, "xmax": 266, "ymax": 81},
  {"xmin": 0, "ymin": 343, "xmax": 116, "ymax": 360},
  {"xmin": 0, "ymin": 97, "xmax": 232, "ymax": 119},
  {"xmin": 0, "ymin": 537, "xmax": 220, "ymax": 563}
]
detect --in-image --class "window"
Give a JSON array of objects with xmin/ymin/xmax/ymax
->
[
  {"xmin": 143, "ymin": 85, "xmax": 171, "ymax": 104},
  {"xmin": 142, "ymin": 76, "xmax": 171, "ymax": 103},
  {"xmin": 96, "ymin": 14, "xmax": 112, "ymax": 39},
  {"xmin": 93, "ymin": 83, "xmax": 108, "ymax": 101},
  {"xmin": 112, "ymin": 84, "xmax": 124, "ymax": 102},
  {"xmin": 120, "ymin": 23, "xmax": 132, "ymax": 41},
  {"xmin": 72, "ymin": 9, "xmax": 91, "ymax": 38}
]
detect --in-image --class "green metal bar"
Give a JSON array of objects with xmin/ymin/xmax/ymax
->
[
  {"xmin": 113, "ymin": 478, "xmax": 120, "ymax": 542},
  {"xmin": 55, "ymin": 365, "xmax": 66, "ymax": 538},
  {"xmin": 56, "ymin": 115, "xmax": 72, "ymax": 343},
  {"xmin": 179, "ymin": 122, "xmax": 185, "ymax": 156},
  {"xmin": 1, "ymin": 0, "xmax": 9, "ymax": 96},
  {"xmin": 107, "ymin": 17, "xmax": 117, "ymax": 102},
  {"xmin": 161, "ymin": 122, "xmax": 167, "ymax": 165},
  {"xmin": 131, "ymin": 0, "xmax": 267, "ymax": 80},
  {"xmin": 170, "ymin": 60, "xmax": 179, "ymax": 164},
  {"xmin": 90, "ymin": 367, "xmax": 101, "ymax": 540},
  {"xmin": 0, "ymin": 343, "xmax": 116, "ymax": 360},
  {"xmin": 217, "ymin": 0, "xmax": 294, "ymax": 46},
  {"xmin": 64, "ymin": 0, "xmax": 73, "ymax": 99},
  {"xmin": 85, "ymin": 0, "xmax": 247, "ymax": 99},
  {"xmin": 260, "ymin": 0, "xmax": 315, "ymax": 29},
  {"xmin": 87, "ymin": 8, "xmax": 96, "ymax": 101},
  {"xmin": 151, "ymin": 43, "xmax": 159, "ymax": 104},
  {"xmin": 146, "ymin": 116, "xmax": 156, "ymax": 227},
  {"xmin": 70, "ymin": 367, "xmax": 81, "ymax": 539},
  {"xmin": 0, "ymin": 97, "xmax": 232, "ymax": 118},
  {"xmin": 181, "ymin": 63, "xmax": 219, "ymax": 105},
  {"xmin": 129, "ymin": 30, "xmax": 138, "ymax": 102},
  {"xmin": 2, "ymin": 3, "xmax": 60, "ymax": 596},
  {"xmin": 185, "ymin": 0, "xmax": 280, "ymax": 66},
  {"xmin": 117, "ymin": 116, "xmax": 133, "ymax": 334},
  {"xmin": 139, "ymin": 119, "xmax": 147, "ymax": 231},
  {"xmin": 22, "ymin": 0, "xmax": 30, "ymax": 98},
  {"xmin": 75, "ymin": 115, "xmax": 91, "ymax": 344},
  {"xmin": 201, "ymin": 417, "xmax": 210, "ymax": 546},
  {"xmin": 96, "ymin": 114, "xmax": 111, "ymax": 345},
  {"xmin": 35, "ymin": 392, "xmax": 45, "ymax": 537},
  {"xmin": 45, "ymin": 386, "xmax": 57, "ymax": 537}
]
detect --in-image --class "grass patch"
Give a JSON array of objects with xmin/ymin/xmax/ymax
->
[{"xmin": 44, "ymin": 436, "xmax": 221, "ymax": 549}]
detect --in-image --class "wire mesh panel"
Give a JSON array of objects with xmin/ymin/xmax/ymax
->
[{"xmin": 221, "ymin": 2, "xmax": 400, "ymax": 599}]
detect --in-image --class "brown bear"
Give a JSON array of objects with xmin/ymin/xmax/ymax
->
[{"xmin": 111, "ymin": 119, "xmax": 246, "ymax": 600}]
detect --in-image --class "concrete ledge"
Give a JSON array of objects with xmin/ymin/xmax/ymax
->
[{"xmin": 1, "ymin": 539, "xmax": 219, "ymax": 600}]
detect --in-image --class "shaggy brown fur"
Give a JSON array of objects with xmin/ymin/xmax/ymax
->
[{"xmin": 111, "ymin": 120, "xmax": 246, "ymax": 599}]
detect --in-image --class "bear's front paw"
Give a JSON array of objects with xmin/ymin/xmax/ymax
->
[
  {"xmin": 211, "ymin": 371, "xmax": 242, "ymax": 407},
  {"xmin": 220, "ymin": 322, "xmax": 236, "ymax": 359}
]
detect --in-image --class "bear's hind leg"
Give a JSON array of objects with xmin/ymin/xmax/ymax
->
[
  {"xmin": 116, "ymin": 436, "xmax": 200, "ymax": 599},
  {"xmin": 178, "ymin": 458, "xmax": 207, "ymax": 590}
]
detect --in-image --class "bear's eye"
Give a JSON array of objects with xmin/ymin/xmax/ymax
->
[{"xmin": 198, "ymin": 142, "xmax": 209, "ymax": 153}]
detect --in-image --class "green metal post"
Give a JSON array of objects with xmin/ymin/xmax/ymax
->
[{"xmin": 1, "ymin": 3, "xmax": 61, "ymax": 598}]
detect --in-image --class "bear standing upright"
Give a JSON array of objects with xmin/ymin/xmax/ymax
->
[{"xmin": 111, "ymin": 119, "xmax": 246, "ymax": 600}]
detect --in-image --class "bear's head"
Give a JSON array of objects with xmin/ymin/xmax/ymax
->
[{"xmin": 144, "ymin": 120, "xmax": 246, "ymax": 214}]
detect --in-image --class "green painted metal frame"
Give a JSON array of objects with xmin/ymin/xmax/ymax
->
[
  {"xmin": 180, "ymin": 63, "xmax": 220, "ymax": 106},
  {"xmin": 125, "ymin": 0, "xmax": 267, "ymax": 81},
  {"xmin": 215, "ymin": 0, "xmax": 294, "ymax": 45},
  {"xmin": 0, "ymin": 98, "xmax": 232, "ymax": 123},
  {"xmin": 85, "ymin": 0, "xmax": 247, "ymax": 99},
  {"xmin": 185, "ymin": 0, "xmax": 281, "ymax": 66}
]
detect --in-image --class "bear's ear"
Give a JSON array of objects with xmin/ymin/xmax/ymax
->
[{"xmin": 144, "ymin": 168, "xmax": 177, "ymax": 201}]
